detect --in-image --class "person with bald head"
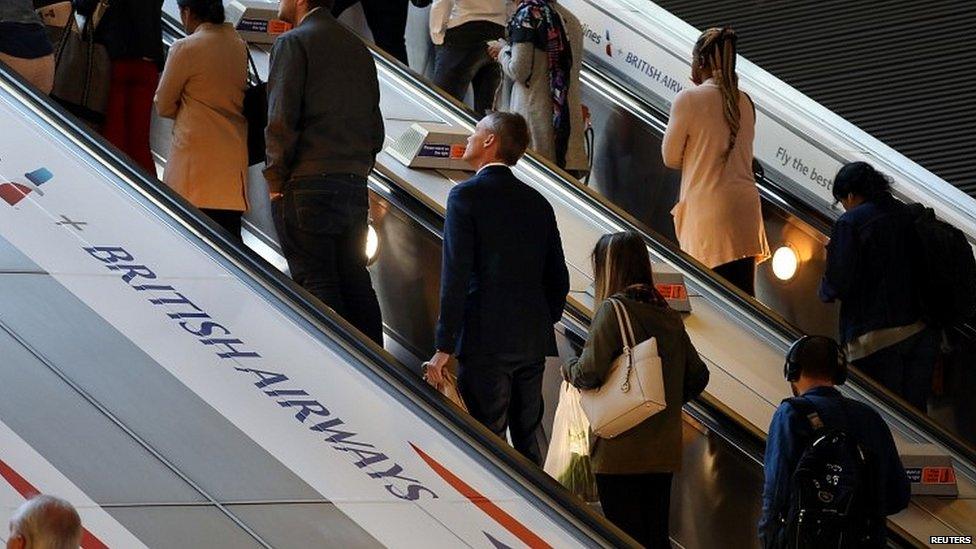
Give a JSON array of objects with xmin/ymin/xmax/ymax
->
[{"xmin": 6, "ymin": 495, "xmax": 82, "ymax": 549}]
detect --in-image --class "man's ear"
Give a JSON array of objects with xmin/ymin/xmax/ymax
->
[
  {"xmin": 8, "ymin": 533, "xmax": 26, "ymax": 549},
  {"xmin": 483, "ymin": 133, "xmax": 496, "ymax": 149}
]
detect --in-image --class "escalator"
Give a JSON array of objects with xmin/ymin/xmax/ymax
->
[
  {"xmin": 0, "ymin": 60, "xmax": 632, "ymax": 547},
  {"xmin": 154, "ymin": 4, "xmax": 973, "ymax": 546},
  {"xmin": 399, "ymin": 0, "xmax": 976, "ymax": 461},
  {"xmin": 553, "ymin": 0, "xmax": 976, "ymax": 472}
]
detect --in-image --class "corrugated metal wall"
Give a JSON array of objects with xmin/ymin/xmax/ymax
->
[{"xmin": 653, "ymin": 0, "xmax": 976, "ymax": 196}]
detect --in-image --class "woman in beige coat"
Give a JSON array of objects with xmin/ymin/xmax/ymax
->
[
  {"xmin": 662, "ymin": 27, "xmax": 769, "ymax": 296},
  {"xmin": 155, "ymin": 0, "xmax": 248, "ymax": 240}
]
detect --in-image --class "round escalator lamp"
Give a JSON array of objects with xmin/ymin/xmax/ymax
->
[
  {"xmin": 366, "ymin": 224, "xmax": 379, "ymax": 264},
  {"xmin": 772, "ymin": 245, "xmax": 798, "ymax": 281}
]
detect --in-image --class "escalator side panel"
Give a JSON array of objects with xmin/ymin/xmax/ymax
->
[{"xmin": 0, "ymin": 80, "xmax": 594, "ymax": 547}]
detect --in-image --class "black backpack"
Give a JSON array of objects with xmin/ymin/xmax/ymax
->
[
  {"xmin": 909, "ymin": 203, "xmax": 976, "ymax": 327},
  {"xmin": 781, "ymin": 397, "xmax": 880, "ymax": 549}
]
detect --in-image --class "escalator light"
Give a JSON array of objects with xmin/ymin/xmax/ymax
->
[
  {"xmin": 366, "ymin": 225, "xmax": 379, "ymax": 262},
  {"xmin": 772, "ymin": 245, "xmax": 798, "ymax": 281}
]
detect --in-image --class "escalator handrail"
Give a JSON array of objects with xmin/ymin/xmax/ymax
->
[
  {"xmin": 371, "ymin": 136, "xmax": 926, "ymax": 549},
  {"xmin": 0, "ymin": 56, "xmax": 636, "ymax": 548},
  {"xmin": 577, "ymin": 61, "xmax": 837, "ymax": 237},
  {"xmin": 351, "ymin": 26, "xmax": 976, "ymax": 471}
]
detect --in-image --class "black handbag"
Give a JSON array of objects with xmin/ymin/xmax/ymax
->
[
  {"xmin": 243, "ymin": 49, "xmax": 267, "ymax": 166},
  {"xmin": 50, "ymin": 1, "xmax": 112, "ymax": 125}
]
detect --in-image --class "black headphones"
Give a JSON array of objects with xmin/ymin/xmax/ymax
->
[{"xmin": 783, "ymin": 335, "xmax": 848, "ymax": 385}]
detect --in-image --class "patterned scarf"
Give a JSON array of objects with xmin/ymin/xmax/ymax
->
[
  {"xmin": 621, "ymin": 284, "xmax": 669, "ymax": 308},
  {"xmin": 508, "ymin": 0, "xmax": 572, "ymax": 167}
]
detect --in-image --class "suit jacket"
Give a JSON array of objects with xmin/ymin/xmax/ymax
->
[
  {"xmin": 155, "ymin": 23, "xmax": 248, "ymax": 211},
  {"xmin": 263, "ymin": 8, "xmax": 385, "ymax": 192},
  {"xmin": 436, "ymin": 165, "xmax": 570, "ymax": 358}
]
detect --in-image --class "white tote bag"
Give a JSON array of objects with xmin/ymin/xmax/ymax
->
[{"xmin": 580, "ymin": 298, "xmax": 667, "ymax": 438}]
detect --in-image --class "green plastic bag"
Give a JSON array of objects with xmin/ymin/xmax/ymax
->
[{"xmin": 544, "ymin": 382, "xmax": 598, "ymax": 502}]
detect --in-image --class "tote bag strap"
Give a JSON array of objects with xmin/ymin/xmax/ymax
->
[
  {"xmin": 90, "ymin": 0, "xmax": 110, "ymax": 30},
  {"xmin": 608, "ymin": 298, "xmax": 639, "ymax": 393},
  {"xmin": 245, "ymin": 47, "xmax": 263, "ymax": 86},
  {"xmin": 608, "ymin": 298, "xmax": 637, "ymax": 349},
  {"xmin": 54, "ymin": 4, "xmax": 78, "ymax": 63}
]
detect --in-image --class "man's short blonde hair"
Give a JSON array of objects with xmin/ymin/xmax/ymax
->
[
  {"xmin": 482, "ymin": 111, "xmax": 530, "ymax": 165},
  {"xmin": 8, "ymin": 495, "xmax": 82, "ymax": 549}
]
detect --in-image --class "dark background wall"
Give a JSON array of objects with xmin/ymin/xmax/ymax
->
[{"xmin": 653, "ymin": 0, "xmax": 976, "ymax": 196}]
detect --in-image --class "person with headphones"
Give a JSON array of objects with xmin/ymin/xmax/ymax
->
[{"xmin": 759, "ymin": 335, "xmax": 910, "ymax": 548}]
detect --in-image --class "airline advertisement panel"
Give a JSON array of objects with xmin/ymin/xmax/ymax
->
[
  {"xmin": 562, "ymin": 0, "xmax": 846, "ymax": 210},
  {"xmin": 0, "ymin": 89, "xmax": 587, "ymax": 547}
]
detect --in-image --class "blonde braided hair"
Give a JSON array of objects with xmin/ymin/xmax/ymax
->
[{"xmin": 694, "ymin": 27, "xmax": 741, "ymax": 162}]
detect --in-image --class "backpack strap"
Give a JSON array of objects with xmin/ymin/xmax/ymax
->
[{"xmin": 785, "ymin": 396, "xmax": 826, "ymax": 433}]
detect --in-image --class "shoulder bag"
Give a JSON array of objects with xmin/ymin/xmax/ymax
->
[
  {"xmin": 243, "ymin": 48, "xmax": 267, "ymax": 166},
  {"xmin": 580, "ymin": 298, "xmax": 667, "ymax": 438},
  {"xmin": 50, "ymin": 0, "xmax": 111, "ymax": 124}
]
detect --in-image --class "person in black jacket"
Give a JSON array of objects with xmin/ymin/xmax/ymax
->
[
  {"xmin": 426, "ymin": 111, "xmax": 570, "ymax": 465},
  {"xmin": 819, "ymin": 161, "xmax": 938, "ymax": 411},
  {"xmin": 74, "ymin": 0, "xmax": 163, "ymax": 173},
  {"xmin": 267, "ymin": 0, "xmax": 385, "ymax": 345}
]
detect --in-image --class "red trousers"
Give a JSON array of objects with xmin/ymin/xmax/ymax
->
[{"xmin": 101, "ymin": 58, "xmax": 158, "ymax": 174}]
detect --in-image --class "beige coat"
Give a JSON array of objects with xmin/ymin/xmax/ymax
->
[
  {"xmin": 661, "ymin": 80, "xmax": 770, "ymax": 268},
  {"xmin": 155, "ymin": 23, "xmax": 248, "ymax": 211}
]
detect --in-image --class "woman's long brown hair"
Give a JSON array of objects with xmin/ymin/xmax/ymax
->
[
  {"xmin": 694, "ymin": 27, "xmax": 741, "ymax": 162},
  {"xmin": 593, "ymin": 231, "xmax": 655, "ymax": 303}
]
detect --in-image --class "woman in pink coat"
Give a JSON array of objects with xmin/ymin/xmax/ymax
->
[{"xmin": 662, "ymin": 27, "xmax": 769, "ymax": 296}]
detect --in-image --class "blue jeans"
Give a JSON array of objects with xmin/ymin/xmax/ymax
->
[
  {"xmin": 274, "ymin": 175, "xmax": 383, "ymax": 344},
  {"xmin": 853, "ymin": 327, "xmax": 939, "ymax": 412}
]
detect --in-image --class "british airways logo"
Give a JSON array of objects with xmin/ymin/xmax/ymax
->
[{"xmin": 0, "ymin": 168, "xmax": 54, "ymax": 206}]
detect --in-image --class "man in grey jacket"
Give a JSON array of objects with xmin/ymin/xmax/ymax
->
[{"xmin": 266, "ymin": 0, "xmax": 386, "ymax": 344}]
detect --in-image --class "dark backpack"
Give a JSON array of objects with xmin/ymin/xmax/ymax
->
[
  {"xmin": 781, "ymin": 397, "xmax": 880, "ymax": 549},
  {"xmin": 909, "ymin": 203, "xmax": 976, "ymax": 327}
]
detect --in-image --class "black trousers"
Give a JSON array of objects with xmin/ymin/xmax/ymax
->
[
  {"xmin": 432, "ymin": 43, "xmax": 501, "ymax": 118},
  {"xmin": 332, "ymin": 0, "xmax": 409, "ymax": 65},
  {"xmin": 273, "ymin": 175, "xmax": 384, "ymax": 345},
  {"xmin": 201, "ymin": 208, "xmax": 242, "ymax": 243},
  {"xmin": 457, "ymin": 355, "xmax": 546, "ymax": 465},
  {"xmin": 714, "ymin": 256, "xmax": 755, "ymax": 297},
  {"xmin": 595, "ymin": 472, "xmax": 673, "ymax": 549},
  {"xmin": 854, "ymin": 327, "xmax": 939, "ymax": 412}
]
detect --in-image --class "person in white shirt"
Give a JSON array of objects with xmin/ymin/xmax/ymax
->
[{"xmin": 429, "ymin": 0, "xmax": 506, "ymax": 117}]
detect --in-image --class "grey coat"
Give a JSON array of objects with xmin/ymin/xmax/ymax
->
[{"xmin": 499, "ymin": 3, "xmax": 588, "ymax": 173}]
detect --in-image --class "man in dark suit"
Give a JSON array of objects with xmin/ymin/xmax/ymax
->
[
  {"xmin": 266, "ymin": 0, "xmax": 385, "ymax": 344},
  {"xmin": 426, "ymin": 112, "xmax": 570, "ymax": 465}
]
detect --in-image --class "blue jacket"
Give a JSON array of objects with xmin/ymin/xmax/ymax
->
[
  {"xmin": 759, "ymin": 386, "xmax": 911, "ymax": 548},
  {"xmin": 819, "ymin": 195, "xmax": 922, "ymax": 344},
  {"xmin": 435, "ymin": 165, "xmax": 570, "ymax": 358}
]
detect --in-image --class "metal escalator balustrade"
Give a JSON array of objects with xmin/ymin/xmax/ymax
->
[
  {"xmin": 404, "ymin": 0, "xmax": 976, "ymax": 462},
  {"xmin": 559, "ymin": 0, "xmax": 976, "ymax": 243},
  {"xmin": 550, "ymin": 0, "xmax": 976, "ymax": 459},
  {"xmin": 0, "ymin": 62, "xmax": 633, "ymax": 547},
  {"xmin": 652, "ymin": 0, "xmax": 976, "ymax": 198},
  {"xmin": 161, "ymin": 5, "xmax": 974, "ymax": 545},
  {"xmin": 337, "ymin": 8, "xmax": 976, "ymax": 544}
]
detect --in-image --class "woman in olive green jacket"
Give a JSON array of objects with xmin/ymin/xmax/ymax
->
[{"xmin": 562, "ymin": 231, "xmax": 709, "ymax": 549}]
